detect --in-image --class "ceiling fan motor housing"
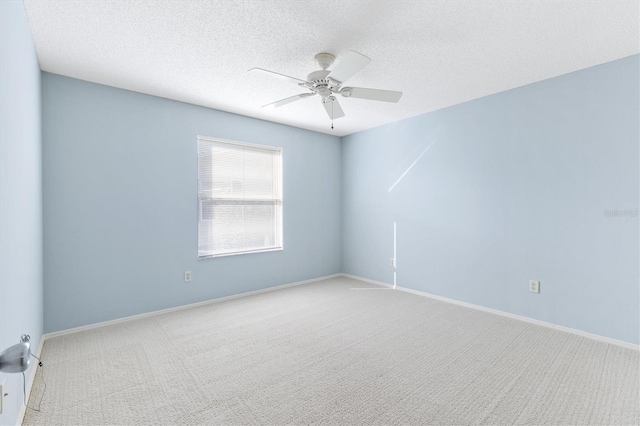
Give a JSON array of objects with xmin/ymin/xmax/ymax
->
[{"xmin": 306, "ymin": 70, "xmax": 335, "ymax": 98}]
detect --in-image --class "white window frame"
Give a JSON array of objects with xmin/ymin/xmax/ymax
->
[{"xmin": 197, "ymin": 135, "xmax": 283, "ymax": 259}]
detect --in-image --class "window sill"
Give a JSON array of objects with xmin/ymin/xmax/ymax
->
[{"xmin": 198, "ymin": 247, "xmax": 283, "ymax": 260}]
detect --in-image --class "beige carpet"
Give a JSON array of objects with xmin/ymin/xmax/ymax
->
[{"xmin": 24, "ymin": 276, "xmax": 639, "ymax": 425}]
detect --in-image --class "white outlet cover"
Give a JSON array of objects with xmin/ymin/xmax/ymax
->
[
  {"xmin": 529, "ymin": 280, "xmax": 540, "ymax": 294},
  {"xmin": 184, "ymin": 271, "xmax": 192, "ymax": 282}
]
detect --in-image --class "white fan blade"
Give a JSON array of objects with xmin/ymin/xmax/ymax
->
[
  {"xmin": 262, "ymin": 93, "xmax": 314, "ymax": 109},
  {"xmin": 327, "ymin": 51, "xmax": 371, "ymax": 84},
  {"xmin": 249, "ymin": 68, "xmax": 307, "ymax": 85},
  {"xmin": 341, "ymin": 87, "xmax": 402, "ymax": 103},
  {"xmin": 323, "ymin": 97, "xmax": 345, "ymax": 120}
]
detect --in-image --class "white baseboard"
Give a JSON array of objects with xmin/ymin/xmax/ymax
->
[
  {"xmin": 341, "ymin": 273, "xmax": 396, "ymax": 289},
  {"xmin": 340, "ymin": 273, "xmax": 639, "ymax": 351},
  {"xmin": 16, "ymin": 334, "xmax": 45, "ymax": 426},
  {"xmin": 44, "ymin": 273, "xmax": 342, "ymax": 340}
]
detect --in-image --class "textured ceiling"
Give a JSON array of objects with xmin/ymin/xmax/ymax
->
[{"xmin": 23, "ymin": 0, "xmax": 639, "ymax": 137}]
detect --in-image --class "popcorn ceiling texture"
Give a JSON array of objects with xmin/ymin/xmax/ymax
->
[
  {"xmin": 23, "ymin": 0, "xmax": 639, "ymax": 136},
  {"xmin": 24, "ymin": 277, "xmax": 640, "ymax": 425}
]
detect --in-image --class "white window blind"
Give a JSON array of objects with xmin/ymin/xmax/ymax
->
[{"xmin": 197, "ymin": 136, "xmax": 283, "ymax": 258}]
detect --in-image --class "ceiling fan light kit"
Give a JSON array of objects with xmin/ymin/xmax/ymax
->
[{"xmin": 249, "ymin": 51, "xmax": 403, "ymax": 128}]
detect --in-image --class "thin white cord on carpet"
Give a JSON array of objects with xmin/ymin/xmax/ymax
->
[{"xmin": 22, "ymin": 349, "xmax": 46, "ymax": 412}]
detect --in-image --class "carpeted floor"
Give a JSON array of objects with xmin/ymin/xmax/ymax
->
[{"xmin": 24, "ymin": 276, "xmax": 639, "ymax": 425}]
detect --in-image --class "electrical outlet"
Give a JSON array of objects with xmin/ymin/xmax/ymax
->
[
  {"xmin": 390, "ymin": 257, "xmax": 396, "ymax": 267},
  {"xmin": 184, "ymin": 271, "xmax": 192, "ymax": 282},
  {"xmin": 529, "ymin": 280, "xmax": 540, "ymax": 294}
]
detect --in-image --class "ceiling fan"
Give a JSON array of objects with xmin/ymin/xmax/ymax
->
[{"xmin": 249, "ymin": 51, "xmax": 402, "ymax": 127}]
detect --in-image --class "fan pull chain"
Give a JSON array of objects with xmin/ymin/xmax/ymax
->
[{"xmin": 331, "ymin": 101, "xmax": 334, "ymax": 130}]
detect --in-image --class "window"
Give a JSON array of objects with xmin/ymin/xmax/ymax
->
[{"xmin": 197, "ymin": 136, "xmax": 283, "ymax": 258}]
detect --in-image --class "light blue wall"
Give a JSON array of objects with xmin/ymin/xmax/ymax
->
[
  {"xmin": 0, "ymin": 1, "xmax": 43, "ymax": 424},
  {"xmin": 342, "ymin": 55, "xmax": 639, "ymax": 345},
  {"xmin": 42, "ymin": 74, "xmax": 341, "ymax": 333},
  {"xmin": 42, "ymin": 54, "xmax": 638, "ymax": 344}
]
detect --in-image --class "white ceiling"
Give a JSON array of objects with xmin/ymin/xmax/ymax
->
[{"xmin": 23, "ymin": 0, "xmax": 639, "ymax": 137}]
